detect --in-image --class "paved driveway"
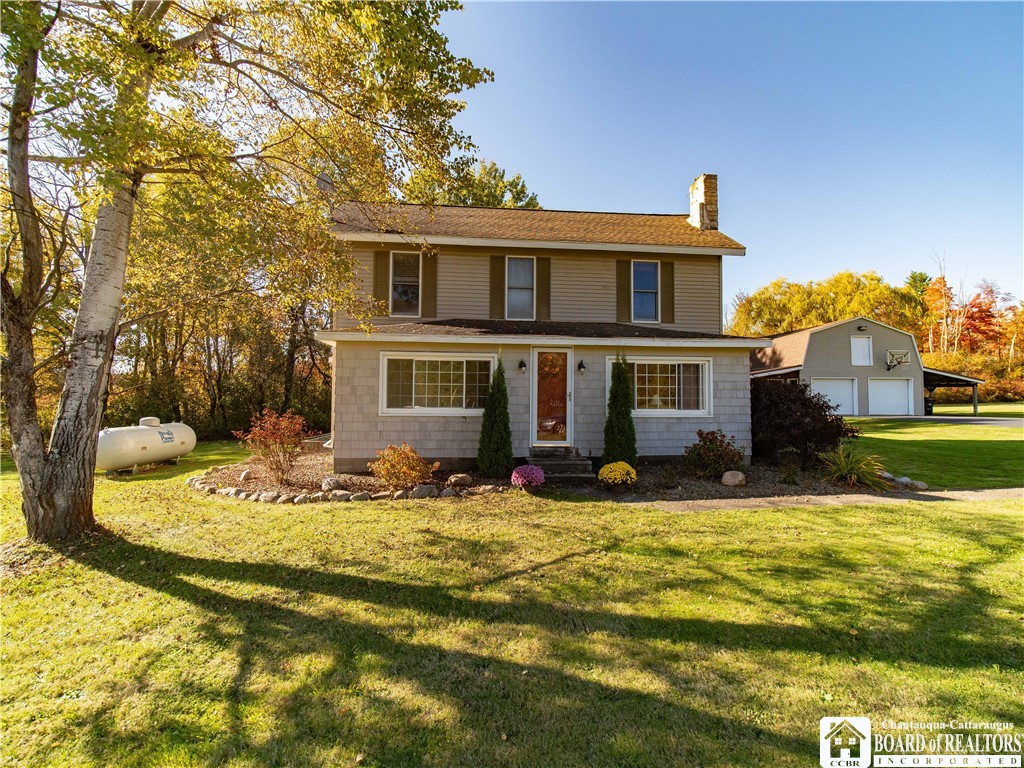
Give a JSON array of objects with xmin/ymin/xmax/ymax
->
[{"xmin": 874, "ymin": 415, "xmax": 1024, "ymax": 429}]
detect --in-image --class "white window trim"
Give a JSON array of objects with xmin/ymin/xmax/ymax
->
[
  {"xmin": 379, "ymin": 351, "xmax": 497, "ymax": 416},
  {"xmin": 604, "ymin": 355, "xmax": 713, "ymax": 417},
  {"xmin": 388, "ymin": 250, "xmax": 422, "ymax": 318},
  {"xmin": 630, "ymin": 259, "xmax": 660, "ymax": 323},
  {"xmin": 504, "ymin": 255, "xmax": 536, "ymax": 321},
  {"xmin": 851, "ymin": 335, "xmax": 873, "ymax": 367}
]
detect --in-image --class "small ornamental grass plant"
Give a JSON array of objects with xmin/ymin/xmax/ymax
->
[
  {"xmin": 510, "ymin": 464, "xmax": 545, "ymax": 490},
  {"xmin": 597, "ymin": 461, "xmax": 637, "ymax": 489},
  {"xmin": 233, "ymin": 409, "xmax": 309, "ymax": 484},
  {"xmin": 818, "ymin": 442, "xmax": 890, "ymax": 491},
  {"xmin": 368, "ymin": 443, "xmax": 440, "ymax": 490},
  {"xmin": 682, "ymin": 429, "xmax": 745, "ymax": 479}
]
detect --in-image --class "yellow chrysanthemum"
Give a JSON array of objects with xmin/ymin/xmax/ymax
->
[{"xmin": 598, "ymin": 461, "xmax": 637, "ymax": 486}]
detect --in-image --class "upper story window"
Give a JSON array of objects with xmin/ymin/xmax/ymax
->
[
  {"xmin": 390, "ymin": 252, "xmax": 420, "ymax": 317},
  {"xmin": 851, "ymin": 336, "xmax": 872, "ymax": 366},
  {"xmin": 632, "ymin": 260, "xmax": 659, "ymax": 322},
  {"xmin": 506, "ymin": 257, "xmax": 535, "ymax": 320}
]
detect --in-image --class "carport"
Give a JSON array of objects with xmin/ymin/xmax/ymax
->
[{"xmin": 922, "ymin": 367, "xmax": 984, "ymax": 415}]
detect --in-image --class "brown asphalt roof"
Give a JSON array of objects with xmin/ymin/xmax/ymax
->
[
  {"xmin": 331, "ymin": 319, "xmax": 756, "ymax": 341},
  {"xmin": 332, "ymin": 202, "xmax": 745, "ymax": 251}
]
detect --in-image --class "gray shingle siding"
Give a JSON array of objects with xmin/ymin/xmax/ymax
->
[{"xmin": 331, "ymin": 341, "xmax": 752, "ymax": 471}]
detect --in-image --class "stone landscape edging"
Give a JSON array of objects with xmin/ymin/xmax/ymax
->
[{"xmin": 185, "ymin": 465, "xmax": 507, "ymax": 504}]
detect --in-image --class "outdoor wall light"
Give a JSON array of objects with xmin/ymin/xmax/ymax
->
[
  {"xmin": 577, "ymin": 360, "xmax": 587, "ymax": 373},
  {"xmin": 518, "ymin": 359, "xmax": 527, "ymax": 374},
  {"xmin": 857, "ymin": 325, "xmax": 868, "ymax": 331}
]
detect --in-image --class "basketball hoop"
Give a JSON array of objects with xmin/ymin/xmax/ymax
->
[{"xmin": 886, "ymin": 350, "xmax": 911, "ymax": 371}]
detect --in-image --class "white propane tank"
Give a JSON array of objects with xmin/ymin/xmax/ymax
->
[{"xmin": 96, "ymin": 418, "xmax": 197, "ymax": 471}]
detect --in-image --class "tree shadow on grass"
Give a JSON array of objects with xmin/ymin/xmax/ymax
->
[
  {"xmin": 57, "ymin": 521, "xmax": 1024, "ymax": 767},
  {"xmin": 65, "ymin": 532, "xmax": 817, "ymax": 767}
]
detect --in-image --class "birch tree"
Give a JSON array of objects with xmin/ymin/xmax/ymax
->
[{"xmin": 2, "ymin": 0, "xmax": 490, "ymax": 541}]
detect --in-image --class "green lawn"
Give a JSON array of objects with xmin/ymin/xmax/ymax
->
[
  {"xmin": 934, "ymin": 401, "xmax": 1024, "ymax": 419},
  {"xmin": 2, "ymin": 444, "xmax": 1022, "ymax": 767},
  {"xmin": 852, "ymin": 419, "xmax": 1023, "ymax": 490}
]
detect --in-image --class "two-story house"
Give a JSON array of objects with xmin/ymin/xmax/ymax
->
[{"xmin": 316, "ymin": 174, "xmax": 770, "ymax": 472}]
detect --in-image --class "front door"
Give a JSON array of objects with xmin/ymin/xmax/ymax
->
[{"xmin": 533, "ymin": 348, "xmax": 572, "ymax": 447}]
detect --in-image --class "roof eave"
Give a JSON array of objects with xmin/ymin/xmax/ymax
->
[
  {"xmin": 750, "ymin": 365, "xmax": 803, "ymax": 378},
  {"xmin": 330, "ymin": 229, "xmax": 746, "ymax": 257},
  {"xmin": 315, "ymin": 330, "xmax": 770, "ymax": 349},
  {"xmin": 922, "ymin": 367, "xmax": 985, "ymax": 384}
]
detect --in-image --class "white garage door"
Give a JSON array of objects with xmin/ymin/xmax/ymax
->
[
  {"xmin": 811, "ymin": 378, "xmax": 856, "ymax": 415},
  {"xmin": 869, "ymin": 379, "xmax": 912, "ymax": 415}
]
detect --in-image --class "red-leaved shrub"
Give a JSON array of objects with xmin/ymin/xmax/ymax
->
[
  {"xmin": 368, "ymin": 443, "xmax": 440, "ymax": 490},
  {"xmin": 233, "ymin": 409, "xmax": 309, "ymax": 484},
  {"xmin": 683, "ymin": 429, "xmax": 746, "ymax": 479}
]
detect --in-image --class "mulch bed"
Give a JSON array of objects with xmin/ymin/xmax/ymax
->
[
  {"xmin": 203, "ymin": 454, "xmax": 380, "ymax": 495},
  {"xmin": 630, "ymin": 463, "xmax": 854, "ymax": 501},
  {"xmin": 204, "ymin": 454, "xmax": 852, "ymax": 501},
  {"xmin": 202, "ymin": 454, "xmax": 506, "ymax": 496}
]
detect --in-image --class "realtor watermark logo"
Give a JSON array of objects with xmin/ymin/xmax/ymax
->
[
  {"xmin": 820, "ymin": 717, "xmax": 1022, "ymax": 767},
  {"xmin": 821, "ymin": 717, "xmax": 872, "ymax": 767}
]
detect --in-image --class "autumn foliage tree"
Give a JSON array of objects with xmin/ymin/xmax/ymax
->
[{"xmin": 2, "ymin": 1, "xmax": 491, "ymax": 541}]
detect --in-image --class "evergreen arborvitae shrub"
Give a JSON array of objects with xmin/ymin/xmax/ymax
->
[
  {"xmin": 603, "ymin": 354, "xmax": 637, "ymax": 466},
  {"xmin": 477, "ymin": 359, "xmax": 514, "ymax": 477},
  {"xmin": 750, "ymin": 378, "xmax": 859, "ymax": 468}
]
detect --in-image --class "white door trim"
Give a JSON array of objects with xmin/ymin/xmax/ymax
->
[{"xmin": 531, "ymin": 347, "xmax": 573, "ymax": 447}]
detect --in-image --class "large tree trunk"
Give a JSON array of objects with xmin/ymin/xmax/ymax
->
[{"xmin": 12, "ymin": 185, "xmax": 138, "ymax": 541}]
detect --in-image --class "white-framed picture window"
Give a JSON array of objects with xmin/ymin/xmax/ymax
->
[
  {"xmin": 851, "ymin": 336, "xmax": 873, "ymax": 366},
  {"xmin": 380, "ymin": 353, "xmax": 495, "ymax": 415},
  {"xmin": 506, "ymin": 256, "xmax": 535, "ymax": 320},
  {"xmin": 389, "ymin": 251, "xmax": 421, "ymax": 317},
  {"xmin": 632, "ymin": 260, "xmax": 659, "ymax": 322},
  {"xmin": 605, "ymin": 356, "xmax": 712, "ymax": 416}
]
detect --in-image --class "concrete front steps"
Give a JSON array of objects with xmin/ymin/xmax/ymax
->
[{"xmin": 527, "ymin": 453, "xmax": 595, "ymax": 485}]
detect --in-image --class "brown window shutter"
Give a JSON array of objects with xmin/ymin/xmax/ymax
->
[
  {"xmin": 490, "ymin": 255, "xmax": 505, "ymax": 319},
  {"xmin": 373, "ymin": 250, "xmax": 389, "ymax": 307},
  {"xmin": 616, "ymin": 260, "xmax": 631, "ymax": 322},
  {"xmin": 535, "ymin": 257, "xmax": 551, "ymax": 321},
  {"xmin": 421, "ymin": 250, "xmax": 438, "ymax": 318},
  {"xmin": 660, "ymin": 260, "xmax": 675, "ymax": 324}
]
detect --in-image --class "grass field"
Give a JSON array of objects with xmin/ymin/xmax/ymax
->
[
  {"xmin": 851, "ymin": 419, "xmax": 1023, "ymax": 489},
  {"xmin": 2, "ymin": 444, "xmax": 1022, "ymax": 767},
  {"xmin": 934, "ymin": 401, "xmax": 1024, "ymax": 419}
]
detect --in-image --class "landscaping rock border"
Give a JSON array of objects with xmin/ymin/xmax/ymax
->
[{"xmin": 186, "ymin": 468, "xmax": 506, "ymax": 504}]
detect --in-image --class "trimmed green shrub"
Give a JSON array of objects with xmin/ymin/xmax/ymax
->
[
  {"xmin": 751, "ymin": 378, "xmax": 859, "ymax": 468},
  {"xmin": 477, "ymin": 359, "xmax": 514, "ymax": 477},
  {"xmin": 682, "ymin": 429, "xmax": 745, "ymax": 479},
  {"xmin": 819, "ymin": 442, "xmax": 890, "ymax": 491},
  {"xmin": 603, "ymin": 354, "xmax": 637, "ymax": 467}
]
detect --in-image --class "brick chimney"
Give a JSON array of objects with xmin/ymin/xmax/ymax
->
[{"xmin": 688, "ymin": 173, "xmax": 718, "ymax": 230}]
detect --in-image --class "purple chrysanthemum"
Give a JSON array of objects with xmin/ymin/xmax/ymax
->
[{"xmin": 510, "ymin": 464, "xmax": 545, "ymax": 488}]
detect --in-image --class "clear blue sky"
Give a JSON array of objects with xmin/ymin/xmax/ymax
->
[{"xmin": 439, "ymin": 2, "xmax": 1023, "ymax": 308}]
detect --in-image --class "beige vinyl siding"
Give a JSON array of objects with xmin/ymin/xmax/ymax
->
[
  {"xmin": 438, "ymin": 252, "xmax": 490, "ymax": 319},
  {"xmin": 330, "ymin": 340, "xmax": 753, "ymax": 471},
  {"xmin": 549, "ymin": 255, "xmax": 617, "ymax": 322},
  {"xmin": 674, "ymin": 256, "xmax": 721, "ymax": 334},
  {"xmin": 333, "ymin": 242, "xmax": 727, "ymax": 333},
  {"xmin": 800, "ymin": 320, "xmax": 924, "ymax": 415}
]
